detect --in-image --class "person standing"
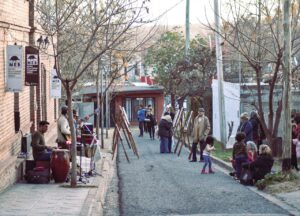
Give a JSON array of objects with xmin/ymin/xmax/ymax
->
[
  {"xmin": 146, "ymin": 108, "xmax": 156, "ymax": 140},
  {"xmin": 232, "ymin": 132, "xmax": 248, "ymax": 179},
  {"xmin": 32, "ymin": 121, "xmax": 53, "ymax": 161},
  {"xmin": 237, "ymin": 112, "xmax": 253, "ymax": 143},
  {"xmin": 190, "ymin": 108, "xmax": 211, "ymax": 162},
  {"xmin": 158, "ymin": 114, "xmax": 172, "ymax": 153},
  {"xmin": 137, "ymin": 104, "xmax": 146, "ymax": 137},
  {"xmin": 201, "ymin": 136, "xmax": 215, "ymax": 174},
  {"xmin": 57, "ymin": 106, "xmax": 71, "ymax": 149}
]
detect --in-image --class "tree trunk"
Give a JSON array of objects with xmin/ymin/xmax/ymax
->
[
  {"xmin": 65, "ymin": 85, "xmax": 77, "ymax": 187},
  {"xmin": 171, "ymin": 93, "xmax": 176, "ymax": 109}
]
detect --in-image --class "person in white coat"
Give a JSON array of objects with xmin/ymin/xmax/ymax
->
[{"xmin": 57, "ymin": 106, "xmax": 71, "ymax": 149}]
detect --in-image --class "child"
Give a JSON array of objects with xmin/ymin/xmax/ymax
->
[{"xmin": 201, "ymin": 136, "xmax": 215, "ymax": 174}]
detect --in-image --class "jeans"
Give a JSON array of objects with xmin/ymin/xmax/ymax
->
[
  {"xmin": 160, "ymin": 137, "xmax": 169, "ymax": 153},
  {"xmin": 138, "ymin": 121, "xmax": 144, "ymax": 136},
  {"xmin": 202, "ymin": 155, "xmax": 212, "ymax": 170},
  {"xmin": 235, "ymin": 155, "xmax": 248, "ymax": 179}
]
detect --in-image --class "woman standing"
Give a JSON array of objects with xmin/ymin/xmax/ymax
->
[
  {"xmin": 158, "ymin": 114, "xmax": 172, "ymax": 153},
  {"xmin": 146, "ymin": 108, "xmax": 156, "ymax": 140}
]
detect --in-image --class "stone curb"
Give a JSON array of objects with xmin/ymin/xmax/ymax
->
[{"xmin": 210, "ymin": 155, "xmax": 300, "ymax": 216}]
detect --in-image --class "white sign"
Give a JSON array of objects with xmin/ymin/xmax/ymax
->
[
  {"xmin": 212, "ymin": 79, "xmax": 240, "ymax": 148},
  {"xmin": 6, "ymin": 45, "xmax": 23, "ymax": 92},
  {"xmin": 50, "ymin": 69, "xmax": 61, "ymax": 98}
]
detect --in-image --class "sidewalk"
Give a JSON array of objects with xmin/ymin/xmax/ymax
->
[
  {"xmin": 211, "ymin": 155, "xmax": 300, "ymax": 216},
  {"xmin": 0, "ymin": 129, "xmax": 116, "ymax": 216}
]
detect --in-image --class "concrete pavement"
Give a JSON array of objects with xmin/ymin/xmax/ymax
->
[{"xmin": 0, "ymin": 129, "xmax": 116, "ymax": 216}]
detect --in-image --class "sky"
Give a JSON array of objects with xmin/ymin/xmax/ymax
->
[{"xmin": 147, "ymin": 0, "xmax": 216, "ymax": 26}]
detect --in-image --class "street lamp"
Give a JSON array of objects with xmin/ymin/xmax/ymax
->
[{"xmin": 36, "ymin": 36, "xmax": 49, "ymax": 49}]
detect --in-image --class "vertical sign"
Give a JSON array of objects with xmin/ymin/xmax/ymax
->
[
  {"xmin": 25, "ymin": 46, "xmax": 39, "ymax": 86},
  {"xmin": 50, "ymin": 68, "xmax": 61, "ymax": 98},
  {"xmin": 6, "ymin": 45, "xmax": 23, "ymax": 92}
]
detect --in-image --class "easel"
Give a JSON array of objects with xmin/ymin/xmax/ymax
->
[
  {"xmin": 112, "ymin": 106, "xmax": 139, "ymax": 162},
  {"xmin": 174, "ymin": 110, "xmax": 193, "ymax": 157}
]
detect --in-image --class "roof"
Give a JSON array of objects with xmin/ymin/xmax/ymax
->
[{"xmin": 78, "ymin": 83, "xmax": 164, "ymax": 95}]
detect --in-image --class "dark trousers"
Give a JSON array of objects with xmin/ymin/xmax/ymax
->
[
  {"xmin": 139, "ymin": 121, "xmax": 144, "ymax": 136},
  {"xmin": 191, "ymin": 140, "xmax": 205, "ymax": 161},
  {"xmin": 291, "ymin": 154, "xmax": 299, "ymax": 170},
  {"xmin": 148, "ymin": 125, "xmax": 155, "ymax": 139},
  {"xmin": 168, "ymin": 137, "xmax": 172, "ymax": 153},
  {"xmin": 235, "ymin": 155, "xmax": 248, "ymax": 179}
]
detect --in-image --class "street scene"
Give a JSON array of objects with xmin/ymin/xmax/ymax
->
[{"xmin": 1, "ymin": 0, "xmax": 300, "ymax": 216}]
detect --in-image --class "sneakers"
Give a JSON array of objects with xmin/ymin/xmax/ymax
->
[
  {"xmin": 209, "ymin": 170, "xmax": 215, "ymax": 174},
  {"xmin": 189, "ymin": 160, "xmax": 197, "ymax": 162}
]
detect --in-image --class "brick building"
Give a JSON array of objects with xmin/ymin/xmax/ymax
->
[{"xmin": 0, "ymin": 1, "xmax": 58, "ymax": 192}]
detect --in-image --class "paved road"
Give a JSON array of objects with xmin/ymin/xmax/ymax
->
[{"xmin": 117, "ymin": 129, "xmax": 290, "ymax": 216}]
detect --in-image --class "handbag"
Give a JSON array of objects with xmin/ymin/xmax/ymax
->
[{"xmin": 240, "ymin": 169, "xmax": 253, "ymax": 185}]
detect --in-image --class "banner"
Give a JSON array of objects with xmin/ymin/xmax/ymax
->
[
  {"xmin": 6, "ymin": 45, "xmax": 23, "ymax": 92},
  {"xmin": 50, "ymin": 69, "xmax": 61, "ymax": 98},
  {"xmin": 212, "ymin": 79, "xmax": 240, "ymax": 148},
  {"xmin": 25, "ymin": 46, "xmax": 39, "ymax": 86}
]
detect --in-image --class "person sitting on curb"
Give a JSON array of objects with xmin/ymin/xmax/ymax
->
[
  {"xmin": 32, "ymin": 121, "xmax": 54, "ymax": 161},
  {"xmin": 242, "ymin": 144, "xmax": 274, "ymax": 184}
]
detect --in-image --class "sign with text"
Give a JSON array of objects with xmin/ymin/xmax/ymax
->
[
  {"xmin": 6, "ymin": 45, "xmax": 23, "ymax": 92},
  {"xmin": 25, "ymin": 46, "xmax": 39, "ymax": 86},
  {"xmin": 50, "ymin": 69, "xmax": 61, "ymax": 98}
]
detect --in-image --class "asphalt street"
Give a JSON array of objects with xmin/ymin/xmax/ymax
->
[{"xmin": 116, "ymin": 129, "xmax": 291, "ymax": 216}]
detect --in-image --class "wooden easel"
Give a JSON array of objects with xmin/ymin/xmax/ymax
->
[
  {"xmin": 112, "ymin": 106, "xmax": 139, "ymax": 162},
  {"xmin": 174, "ymin": 111, "xmax": 193, "ymax": 157}
]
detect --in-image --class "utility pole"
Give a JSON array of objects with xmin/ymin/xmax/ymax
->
[
  {"xmin": 282, "ymin": 0, "xmax": 292, "ymax": 172},
  {"xmin": 214, "ymin": 0, "xmax": 227, "ymax": 147},
  {"xmin": 185, "ymin": 0, "xmax": 190, "ymax": 57}
]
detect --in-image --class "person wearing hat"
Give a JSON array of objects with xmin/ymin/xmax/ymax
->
[
  {"xmin": 237, "ymin": 112, "xmax": 253, "ymax": 143},
  {"xmin": 32, "ymin": 121, "xmax": 53, "ymax": 161},
  {"xmin": 57, "ymin": 106, "xmax": 71, "ymax": 149},
  {"xmin": 190, "ymin": 108, "xmax": 211, "ymax": 162}
]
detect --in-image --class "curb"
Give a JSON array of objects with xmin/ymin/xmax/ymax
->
[{"xmin": 211, "ymin": 155, "xmax": 300, "ymax": 216}]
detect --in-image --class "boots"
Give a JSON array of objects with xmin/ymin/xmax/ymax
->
[
  {"xmin": 201, "ymin": 169, "xmax": 207, "ymax": 174},
  {"xmin": 209, "ymin": 168, "xmax": 215, "ymax": 174}
]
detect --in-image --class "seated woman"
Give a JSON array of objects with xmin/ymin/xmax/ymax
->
[
  {"xmin": 246, "ymin": 141, "xmax": 257, "ymax": 162},
  {"xmin": 243, "ymin": 144, "xmax": 274, "ymax": 183}
]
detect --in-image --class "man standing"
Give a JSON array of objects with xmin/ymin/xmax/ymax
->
[
  {"xmin": 137, "ymin": 104, "xmax": 146, "ymax": 137},
  {"xmin": 190, "ymin": 108, "xmax": 211, "ymax": 162},
  {"xmin": 57, "ymin": 106, "xmax": 71, "ymax": 149},
  {"xmin": 32, "ymin": 121, "xmax": 53, "ymax": 161}
]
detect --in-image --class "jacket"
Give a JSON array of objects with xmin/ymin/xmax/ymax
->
[
  {"xmin": 237, "ymin": 120, "xmax": 253, "ymax": 143},
  {"xmin": 192, "ymin": 115, "xmax": 211, "ymax": 143},
  {"xmin": 232, "ymin": 141, "xmax": 247, "ymax": 159},
  {"xmin": 158, "ymin": 115, "xmax": 172, "ymax": 138},
  {"xmin": 137, "ymin": 108, "xmax": 146, "ymax": 122},
  {"xmin": 57, "ymin": 114, "xmax": 71, "ymax": 142},
  {"xmin": 248, "ymin": 154, "xmax": 274, "ymax": 181}
]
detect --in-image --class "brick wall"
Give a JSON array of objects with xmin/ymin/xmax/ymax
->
[{"xmin": 0, "ymin": 0, "xmax": 58, "ymax": 193}]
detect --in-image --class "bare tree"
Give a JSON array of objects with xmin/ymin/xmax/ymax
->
[
  {"xmin": 34, "ymin": 0, "xmax": 153, "ymax": 187},
  {"xmin": 203, "ymin": 0, "xmax": 300, "ymax": 171}
]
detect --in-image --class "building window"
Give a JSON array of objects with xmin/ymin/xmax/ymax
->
[{"xmin": 123, "ymin": 97, "xmax": 155, "ymax": 121}]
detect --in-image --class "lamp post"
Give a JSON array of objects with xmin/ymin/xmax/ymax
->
[{"xmin": 36, "ymin": 36, "xmax": 49, "ymax": 50}]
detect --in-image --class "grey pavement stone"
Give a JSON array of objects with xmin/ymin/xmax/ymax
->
[{"xmin": 0, "ymin": 129, "xmax": 116, "ymax": 216}]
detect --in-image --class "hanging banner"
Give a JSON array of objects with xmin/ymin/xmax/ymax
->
[
  {"xmin": 25, "ymin": 46, "xmax": 39, "ymax": 86},
  {"xmin": 50, "ymin": 68, "xmax": 61, "ymax": 98},
  {"xmin": 6, "ymin": 45, "xmax": 23, "ymax": 92}
]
